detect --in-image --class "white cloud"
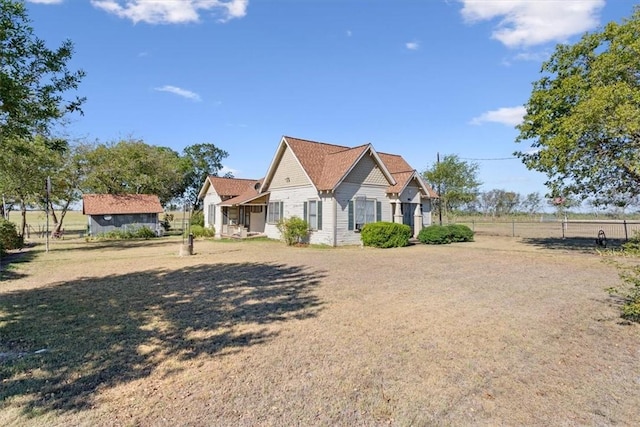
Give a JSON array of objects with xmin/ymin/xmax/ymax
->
[
  {"xmin": 27, "ymin": 0, "xmax": 64, "ymax": 4},
  {"xmin": 458, "ymin": 0, "xmax": 605, "ymax": 47},
  {"xmin": 155, "ymin": 85, "xmax": 201, "ymax": 101},
  {"xmin": 470, "ymin": 106, "xmax": 526, "ymax": 126},
  {"xmin": 405, "ymin": 41, "xmax": 420, "ymax": 50},
  {"xmin": 90, "ymin": 0, "xmax": 248, "ymax": 24},
  {"xmin": 220, "ymin": 165, "xmax": 240, "ymax": 176}
]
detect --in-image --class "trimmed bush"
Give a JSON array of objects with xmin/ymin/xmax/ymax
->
[
  {"xmin": 418, "ymin": 225, "xmax": 452, "ymax": 244},
  {"xmin": 418, "ymin": 224, "xmax": 474, "ymax": 245},
  {"xmin": 361, "ymin": 222, "xmax": 411, "ymax": 248},
  {"xmin": 0, "ymin": 219, "xmax": 23, "ymax": 255},
  {"xmin": 277, "ymin": 216, "xmax": 309, "ymax": 246},
  {"xmin": 189, "ymin": 225, "xmax": 215, "ymax": 238},
  {"xmin": 447, "ymin": 224, "xmax": 474, "ymax": 242}
]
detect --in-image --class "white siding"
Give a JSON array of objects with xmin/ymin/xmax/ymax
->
[
  {"xmin": 202, "ymin": 187, "xmax": 223, "ymax": 237},
  {"xmin": 422, "ymin": 199, "xmax": 433, "ymax": 226},
  {"xmin": 343, "ymin": 155, "xmax": 388, "ymax": 186},
  {"xmin": 333, "ymin": 182, "xmax": 390, "ymax": 246},
  {"xmin": 270, "ymin": 147, "xmax": 311, "ymax": 189}
]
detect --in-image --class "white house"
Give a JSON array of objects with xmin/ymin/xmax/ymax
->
[{"xmin": 199, "ymin": 136, "xmax": 437, "ymax": 245}]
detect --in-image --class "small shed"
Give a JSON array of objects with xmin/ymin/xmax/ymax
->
[{"xmin": 82, "ymin": 194, "xmax": 164, "ymax": 236}]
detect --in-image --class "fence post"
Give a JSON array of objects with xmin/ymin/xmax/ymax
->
[
  {"xmin": 561, "ymin": 218, "xmax": 565, "ymax": 239},
  {"xmin": 512, "ymin": 220, "xmax": 515, "ymax": 237},
  {"xmin": 624, "ymin": 219, "xmax": 628, "ymax": 241},
  {"xmin": 472, "ymin": 220, "xmax": 475, "ymax": 232}
]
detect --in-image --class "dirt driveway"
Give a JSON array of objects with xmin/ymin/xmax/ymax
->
[{"xmin": 1, "ymin": 235, "xmax": 638, "ymax": 426}]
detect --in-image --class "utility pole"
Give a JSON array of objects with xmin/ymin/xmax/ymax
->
[{"xmin": 437, "ymin": 152, "xmax": 442, "ymax": 226}]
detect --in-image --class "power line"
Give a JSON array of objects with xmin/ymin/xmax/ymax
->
[{"xmin": 459, "ymin": 156, "xmax": 518, "ymax": 161}]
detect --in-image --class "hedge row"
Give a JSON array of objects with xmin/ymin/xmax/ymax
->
[{"xmin": 417, "ymin": 224, "xmax": 474, "ymax": 244}]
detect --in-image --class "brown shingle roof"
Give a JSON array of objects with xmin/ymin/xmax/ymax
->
[
  {"xmin": 282, "ymin": 136, "xmax": 437, "ymax": 197},
  {"xmin": 82, "ymin": 194, "xmax": 163, "ymax": 215},
  {"xmin": 206, "ymin": 176, "xmax": 260, "ymax": 197},
  {"xmin": 220, "ymin": 179, "xmax": 267, "ymax": 206}
]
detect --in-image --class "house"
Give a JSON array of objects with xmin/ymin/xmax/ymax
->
[
  {"xmin": 198, "ymin": 176, "xmax": 268, "ymax": 239},
  {"xmin": 82, "ymin": 194, "xmax": 164, "ymax": 236},
  {"xmin": 199, "ymin": 136, "xmax": 437, "ymax": 246}
]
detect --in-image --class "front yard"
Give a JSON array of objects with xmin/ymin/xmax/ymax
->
[{"xmin": 1, "ymin": 236, "xmax": 638, "ymax": 425}]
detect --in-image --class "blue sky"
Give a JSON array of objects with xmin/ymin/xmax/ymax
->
[{"xmin": 27, "ymin": 0, "xmax": 635, "ymax": 197}]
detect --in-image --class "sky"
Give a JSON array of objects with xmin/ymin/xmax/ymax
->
[{"xmin": 25, "ymin": 0, "xmax": 636, "ymax": 198}]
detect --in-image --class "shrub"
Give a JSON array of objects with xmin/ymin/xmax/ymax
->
[
  {"xmin": 607, "ymin": 263, "xmax": 640, "ymax": 323},
  {"xmin": 189, "ymin": 225, "xmax": 215, "ymax": 238},
  {"xmin": 190, "ymin": 210, "xmax": 204, "ymax": 227},
  {"xmin": 97, "ymin": 225, "xmax": 157, "ymax": 240},
  {"xmin": 418, "ymin": 224, "xmax": 474, "ymax": 245},
  {"xmin": 418, "ymin": 225, "xmax": 451, "ymax": 244},
  {"xmin": 447, "ymin": 224, "xmax": 474, "ymax": 242},
  {"xmin": 134, "ymin": 226, "xmax": 157, "ymax": 239},
  {"xmin": 361, "ymin": 222, "xmax": 411, "ymax": 248},
  {"xmin": 622, "ymin": 231, "xmax": 640, "ymax": 255},
  {"xmin": 0, "ymin": 219, "xmax": 23, "ymax": 254},
  {"xmin": 277, "ymin": 216, "xmax": 309, "ymax": 246}
]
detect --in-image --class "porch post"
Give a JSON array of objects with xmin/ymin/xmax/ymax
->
[
  {"xmin": 413, "ymin": 203, "xmax": 423, "ymax": 236},
  {"xmin": 393, "ymin": 200, "xmax": 403, "ymax": 224}
]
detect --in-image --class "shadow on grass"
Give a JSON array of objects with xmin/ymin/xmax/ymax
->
[
  {"xmin": 0, "ymin": 249, "xmax": 38, "ymax": 281},
  {"xmin": 520, "ymin": 236, "xmax": 625, "ymax": 253},
  {"xmin": 0, "ymin": 262, "xmax": 324, "ymax": 414}
]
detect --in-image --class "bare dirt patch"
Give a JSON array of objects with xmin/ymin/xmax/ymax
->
[{"xmin": 1, "ymin": 235, "xmax": 638, "ymax": 426}]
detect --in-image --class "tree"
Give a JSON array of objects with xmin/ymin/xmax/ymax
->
[
  {"xmin": 422, "ymin": 154, "xmax": 481, "ymax": 220},
  {"xmin": 521, "ymin": 192, "xmax": 543, "ymax": 216},
  {"xmin": 0, "ymin": 136, "xmax": 53, "ymax": 236},
  {"xmin": 82, "ymin": 139, "xmax": 185, "ymax": 205},
  {"xmin": 516, "ymin": 7, "xmax": 640, "ymax": 207},
  {"xmin": 0, "ymin": 0, "xmax": 85, "ymax": 146},
  {"xmin": 181, "ymin": 143, "xmax": 229, "ymax": 210}
]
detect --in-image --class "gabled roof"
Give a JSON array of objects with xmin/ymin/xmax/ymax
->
[
  {"xmin": 82, "ymin": 194, "xmax": 163, "ymax": 215},
  {"xmin": 379, "ymin": 153, "xmax": 439, "ymax": 198},
  {"xmin": 261, "ymin": 136, "xmax": 437, "ymax": 198},
  {"xmin": 262, "ymin": 136, "xmax": 396, "ymax": 192},
  {"xmin": 197, "ymin": 176, "xmax": 261, "ymax": 200},
  {"xmin": 220, "ymin": 179, "xmax": 268, "ymax": 206}
]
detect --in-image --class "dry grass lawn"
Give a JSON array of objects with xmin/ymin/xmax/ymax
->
[{"xmin": 1, "ymin": 235, "xmax": 638, "ymax": 426}]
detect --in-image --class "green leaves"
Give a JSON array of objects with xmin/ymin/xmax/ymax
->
[
  {"xmin": 422, "ymin": 154, "xmax": 481, "ymax": 218},
  {"xmin": 0, "ymin": 0, "xmax": 85, "ymax": 145},
  {"xmin": 516, "ymin": 6, "xmax": 640, "ymax": 207}
]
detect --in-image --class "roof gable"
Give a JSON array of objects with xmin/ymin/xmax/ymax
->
[
  {"xmin": 198, "ymin": 176, "xmax": 261, "ymax": 200},
  {"xmin": 263, "ymin": 136, "xmax": 396, "ymax": 192},
  {"xmin": 82, "ymin": 194, "xmax": 163, "ymax": 215}
]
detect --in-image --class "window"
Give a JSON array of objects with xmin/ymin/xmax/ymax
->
[
  {"xmin": 348, "ymin": 197, "xmax": 382, "ymax": 231},
  {"xmin": 268, "ymin": 201, "xmax": 283, "ymax": 223},
  {"xmin": 303, "ymin": 200, "xmax": 323, "ymax": 230},
  {"xmin": 207, "ymin": 204, "xmax": 215, "ymax": 226}
]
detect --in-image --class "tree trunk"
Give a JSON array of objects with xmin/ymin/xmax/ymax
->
[{"xmin": 20, "ymin": 199, "xmax": 27, "ymax": 238}]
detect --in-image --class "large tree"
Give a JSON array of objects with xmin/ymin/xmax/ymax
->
[
  {"xmin": 0, "ymin": 0, "xmax": 85, "ymax": 147},
  {"xmin": 181, "ymin": 143, "xmax": 229, "ymax": 210},
  {"xmin": 82, "ymin": 139, "xmax": 185, "ymax": 205},
  {"xmin": 515, "ymin": 7, "xmax": 640, "ymax": 206},
  {"xmin": 422, "ymin": 154, "xmax": 481, "ymax": 220}
]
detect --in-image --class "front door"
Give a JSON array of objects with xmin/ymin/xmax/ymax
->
[{"xmin": 402, "ymin": 203, "xmax": 416, "ymax": 234}]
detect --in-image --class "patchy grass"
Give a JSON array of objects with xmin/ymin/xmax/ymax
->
[{"xmin": 1, "ymin": 235, "xmax": 638, "ymax": 425}]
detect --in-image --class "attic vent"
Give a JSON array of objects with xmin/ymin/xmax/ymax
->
[{"xmin": 254, "ymin": 182, "xmax": 260, "ymax": 190}]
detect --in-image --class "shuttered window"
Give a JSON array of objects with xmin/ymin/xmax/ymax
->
[{"xmin": 303, "ymin": 200, "xmax": 323, "ymax": 230}]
